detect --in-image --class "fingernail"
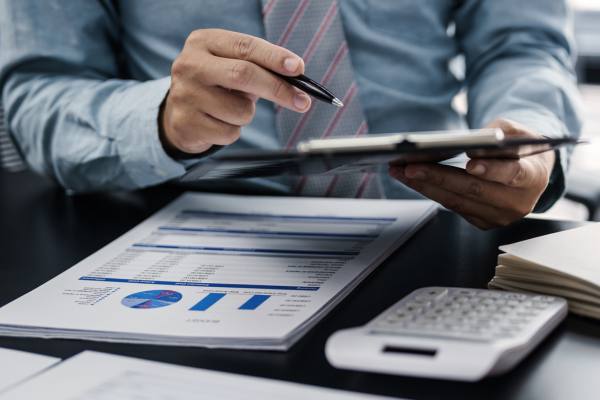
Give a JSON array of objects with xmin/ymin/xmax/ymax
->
[
  {"xmin": 294, "ymin": 92, "xmax": 310, "ymax": 111},
  {"xmin": 284, "ymin": 57, "xmax": 300, "ymax": 73},
  {"xmin": 470, "ymin": 163, "xmax": 486, "ymax": 176},
  {"xmin": 405, "ymin": 168, "xmax": 426, "ymax": 180}
]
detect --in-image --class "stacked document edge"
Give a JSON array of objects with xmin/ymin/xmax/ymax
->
[{"xmin": 489, "ymin": 254, "xmax": 600, "ymax": 320}]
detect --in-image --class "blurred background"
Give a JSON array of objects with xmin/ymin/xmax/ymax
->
[{"xmin": 547, "ymin": 0, "xmax": 600, "ymax": 221}]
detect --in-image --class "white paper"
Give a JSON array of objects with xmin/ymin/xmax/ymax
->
[
  {"xmin": 500, "ymin": 223, "xmax": 600, "ymax": 286},
  {"xmin": 0, "ymin": 348, "xmax": 59, "ymax": 393},
  {"xmin": 0, "ymin": 351, "xmax": 399, "ymax": 399},
  {"xmin": 0, "ymin": 193, "xmax": 435, "ymax": 349}
]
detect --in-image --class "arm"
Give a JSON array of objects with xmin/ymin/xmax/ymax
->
[
  {"xmin": 0, "ymin": 1, "xmax": 309, "ymax": 193},
  {"xmin": 0, "ymin": 1, "xmax": 184, "ymax": 192},
  {"xmin": 390, "ymin": 0, "xmax": 583, "ymax": 229},
  {"xmin": 456, "ymin": 0, "xmax": 583, "ymax": 212}
]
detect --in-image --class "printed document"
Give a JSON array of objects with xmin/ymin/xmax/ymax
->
[
  {"xmin": 0, "ymin": 348, "xmax": 59, "ymax": 393},
  {"xmin": 0, "ymin": 351, "xmax": 399, "ymax": 399},
  {"xmin": 0, "ymin": 193, "xmax": 435, "ymax": 349}
]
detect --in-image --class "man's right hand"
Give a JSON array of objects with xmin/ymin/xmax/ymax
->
[{"xmin": 160, "ymin": 29, "xmax": 311, "ymax": 155}]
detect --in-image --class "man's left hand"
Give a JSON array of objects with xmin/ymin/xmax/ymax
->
[{"xmin": 388, "ymin": 119, "xmax": 556, "ymax": 230}]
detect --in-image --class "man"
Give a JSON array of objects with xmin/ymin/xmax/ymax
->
[{"xmin": 0, "ymin": 0, "xmax": 582, "ymax": 229}]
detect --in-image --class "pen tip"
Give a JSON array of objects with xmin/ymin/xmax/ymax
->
[{"xmin": 332, "ymin": 98, "xmax": 344, "ymax": 108}]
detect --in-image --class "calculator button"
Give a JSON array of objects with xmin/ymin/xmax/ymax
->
[
  {"xmin": 415, "ymin": 288, "xmax": 448, "ymax": 301},
  {"xmin": 369, "ymin": 288, "xmax": 564, "ymax": 343}
]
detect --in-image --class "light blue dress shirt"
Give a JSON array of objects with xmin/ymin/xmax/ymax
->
[{"xmin": 0, "ymin": 0, "xmax": 582, "ymax": 210}]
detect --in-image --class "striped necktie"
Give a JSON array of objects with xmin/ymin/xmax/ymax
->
[
  {"xmin": 0, "ymin": 105, "xmax": 25, "ymax": 172},
  {"xmin": 262, "ymin": 0, "xmax": 382, "ymax": 198}
]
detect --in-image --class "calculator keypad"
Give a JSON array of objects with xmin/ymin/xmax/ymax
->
[{"xmin": 370, "ymin": 288, "xmax": 561, "ymax": 342}]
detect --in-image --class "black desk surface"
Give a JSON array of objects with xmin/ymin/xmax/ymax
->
[{"xmin": 1, "ymin": 170, "xmax": 599, "ymax": 400}]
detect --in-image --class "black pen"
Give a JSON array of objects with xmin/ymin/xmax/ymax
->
[{"xmin": 273, "ymin": 72, "xmax": 344, "ymax": 108}]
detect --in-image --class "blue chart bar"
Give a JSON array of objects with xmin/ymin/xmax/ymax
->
[
  {"xmin": 190, "ymin": 293, "xmax": 226, "ymax": 311},
  {"xmin": 239, "ymin": 294, "xmax": 271, "ymax": 310}
]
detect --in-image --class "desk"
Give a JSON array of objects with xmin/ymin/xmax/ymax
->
[{"xmin": 1, "ymin": 169, "xmax": 599, "ymax": 400}]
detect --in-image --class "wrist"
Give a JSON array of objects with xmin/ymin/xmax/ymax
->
[
  {"xmin": 158, "ymin": 92, "xmax": 217, "ymax": 160},
  {"xmin": 158, "ymin": 99, "xmax": 180, "ymax": 159},
  {"xmin": 533, "ymin": 149, "xmax": 564, "ymax": 213}
]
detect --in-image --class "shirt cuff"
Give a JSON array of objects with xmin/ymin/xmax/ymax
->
[
  {"xmin": 108, "ymin": 77, "xmax": 187, "ymax": 188},
  {"xmin": 493, "ymin": 110, "xmax": 570, "ymax": 213}
]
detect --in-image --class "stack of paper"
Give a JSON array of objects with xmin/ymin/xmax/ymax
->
[
  {"xmin": 489, "ymin": 223, "xmax": 600, "ymax": 319},
  {"xmin": 0, "ymin": 351, "xmax": 398, "ymax": 399},
  {"xmin": 0, "ymin": 193, "xmax": 435, "ymax": 349}
]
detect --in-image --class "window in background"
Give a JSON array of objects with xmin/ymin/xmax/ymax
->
[{"xmin": 551, "ymin": 0, "xmax": 600, "ymax": 221}]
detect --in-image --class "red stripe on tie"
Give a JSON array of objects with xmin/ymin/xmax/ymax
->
[
  {"xmin": 283, "ymin": 42, "xmax": 348, "ymax": 150},
  {"xmin": 355, "ymin": 173, "xmax": 372, "ymax": 198},
  {"xmin": 320, "ymin": 42, "xmax": 348, "ymax": 86},
  {"xmin": 277, "ymin": 0, "xmax": 310, "ymax": 47},
  {"xmin": 294, "ymin": 176, "xmax": 307, "ymax": 194},
  {"xmin": 324, "ymin": 175, "xmax": 340, "ymax": 197},
  {"xmin": 312, "ymin": 84, "xmax": 361, "ymax": 198},
  {"xmin": 302, "ymin": 2, "xmax": 338, "ymax": 64},
  {"xmin": 284, "ymin": 108, "xmax": 314, "ymax": 150},
  {"xmin": 320, "ymin": 83, "xmax": 357, "ymax": 139},
  {"xmin": 262, "ymin": 0, "xmax": 277, "ymax": 17},
  {"xmin": 324, "ymin": 119, "xmax": 365, "ymax": 197},
  {"xmin": 354, "ymin": 121, "xmax": 368, "ymax": 137}
]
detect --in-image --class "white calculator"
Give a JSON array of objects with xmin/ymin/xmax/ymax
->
[{"xmin": 325, "ymin": 287, "xmax": 567, "ymax": 381}]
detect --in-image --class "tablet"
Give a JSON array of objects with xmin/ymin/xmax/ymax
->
[{"xmin": 180, "ymin": 128, "xmax": 581, "ymax": 181}]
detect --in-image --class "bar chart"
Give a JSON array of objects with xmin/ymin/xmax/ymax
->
[{"xmin": 190, "ymin": 293, "xmax": 272, "ymax": 312}]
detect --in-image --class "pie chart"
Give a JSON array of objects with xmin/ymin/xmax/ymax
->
[{"xmin": 121, "ymin": 290, "xmax": 182, "ymax": 309}]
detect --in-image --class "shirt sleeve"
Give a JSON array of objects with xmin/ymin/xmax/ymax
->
[
  {"xmin": 0, "ymin": 0, "xmax": 186, "ymax": 193},
  {"xmin": 454, "ymin": 0, "xmax": 584, "ymax": 212}
]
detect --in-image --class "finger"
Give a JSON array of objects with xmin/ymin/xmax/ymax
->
[
  {"xmin": 397, "ymin": 175, "xmax": 515, "ymax": 227},
  {"xmin": 202, "ymin": 56, "xmax": 311, "ymax": 112},
  {"xmin": 391, "ymin": 165, "xmax": 501, "ymax": 229},
  {"xmin": 466, "ymin": 158, "xmax": 535, "ymax": 188},
  {"xmin": 238, "ymin": 91, "xmax": 259, "ymax": 103},
  {"xmin": 388, "ymin": 165, "xmax": 405, "ymax": 180},
  {"xmin": 402, "ymin": 163, "xmax": 523, "ymax": 210},
  {"xmin": 486, "ymin": 118, "xmax": 534, "ymax": 139},
  {"xmin": 202, "ymin": 29, "xmax": 305, "ymax": 76},
  {"xmin": 166, "ymin": 105, "xmax": 241, "ymax": 152},
  {"xmin": 192, "ymin": 86, "xmax": 256, "ymax": 126},
  {"xmin": 467, "ymin": 119, "xmax": 541, "ymax": 159}
]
